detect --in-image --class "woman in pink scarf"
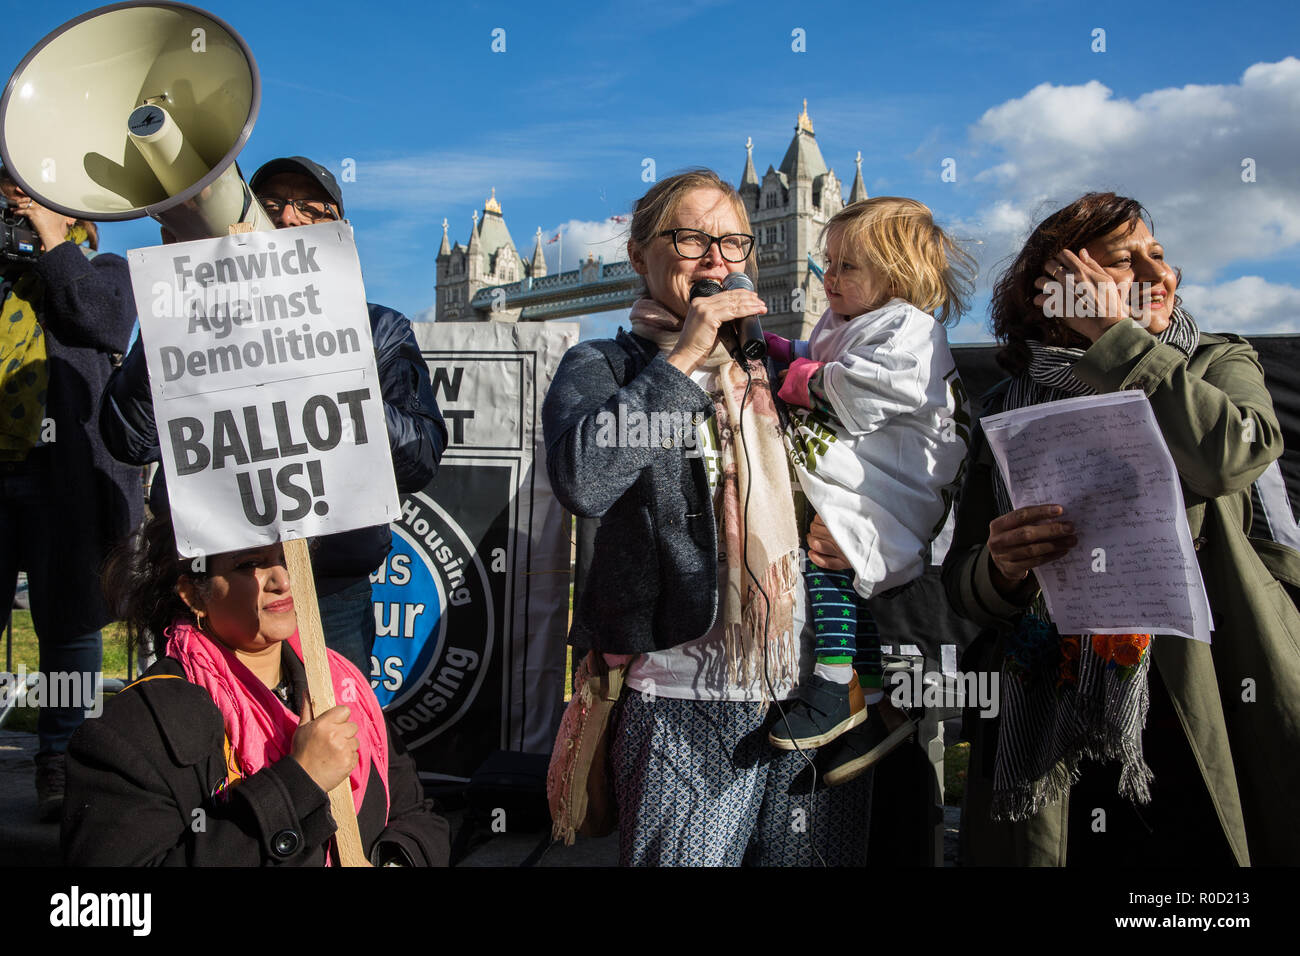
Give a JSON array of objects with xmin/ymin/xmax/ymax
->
[{"xmin": 62, "ymin": 511, "xmax": 449, "ymax": 866}]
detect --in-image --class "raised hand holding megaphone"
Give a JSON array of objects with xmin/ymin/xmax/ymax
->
[{"xmin": 1, "ymin": 2, "xmax": 373, "ymax": 866}]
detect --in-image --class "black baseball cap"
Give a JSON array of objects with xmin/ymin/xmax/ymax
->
[{"xmin": 249, "ymin": 156, "xmax": 344, "ymax": 217}]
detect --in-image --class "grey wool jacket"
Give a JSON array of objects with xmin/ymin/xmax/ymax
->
[{"xmin": 543, "ymin": 330, "xmax": 720, "ymax": 655}]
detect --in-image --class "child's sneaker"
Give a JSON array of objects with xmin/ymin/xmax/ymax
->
[
  {"xmin": 769, "ymin": 673, "xmax": 866, "ymax": 750},
  {"xmin": 822, "ymin": 699, "xmax": 916, "ymax": 786}
]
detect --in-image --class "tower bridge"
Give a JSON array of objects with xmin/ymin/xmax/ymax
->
[
  {"xmin": 467, "ymin": 255, "xmax": 641, "ymax": 321},
  {"xmin": 433, "ymin": 102, "xmax": 868, "ymax": 340}
]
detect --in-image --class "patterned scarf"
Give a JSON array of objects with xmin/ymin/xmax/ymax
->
[
  {"xmin": 990, "ymin": 307, "xmax": 1200, "ymax": 820},
  {"xmin": 164, "ymin": 620, "xmax": 390, "ymax": 834},
  {"xmin": 629, "ymin": 298, "xmax": 802, "ymax": 691},
  {"xmin": 0, "ymin": 224, "xmax": 92, "ymax": 460}
]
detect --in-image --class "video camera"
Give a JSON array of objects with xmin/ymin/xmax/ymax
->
[{"xmin": 0, "ymin": 196, "xmax": 40, "ymax": 264}]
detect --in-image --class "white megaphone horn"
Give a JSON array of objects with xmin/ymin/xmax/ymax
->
[{"xmin": 0, "ymin": 0, "xmax": 274, "ymax": 240}]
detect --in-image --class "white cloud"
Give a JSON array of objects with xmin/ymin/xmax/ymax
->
[
  {"xmin": 540, "ymin": 217, "xmax": 631, "ymax": 273},
  {"xmin": 964, "ymin": 58, "xmax": 1300, "ymax": 288},
  {"xmin": 1178, "ymin": 276, "xmax": 1300, "ymax": 335}
]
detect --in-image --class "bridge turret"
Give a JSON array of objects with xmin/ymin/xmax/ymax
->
[
  {"xmin": 849, "ymin": 151, "xmax": 868, "ymax": 204},
  {"xmin": 466, "ymin": 209, "xmax": 482, "ymax": 281},
  {"xmin": 739, "ymin": 136, "xmax": 760, "ymax": 213},
  {"xmin": 529, "ymin": 227, "xmax": 548, "ymax": 278}
]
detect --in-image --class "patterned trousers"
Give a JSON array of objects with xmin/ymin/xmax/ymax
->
[{"xmin": 610, "ymin": 692, "xmax": 872, "ymax": 866}]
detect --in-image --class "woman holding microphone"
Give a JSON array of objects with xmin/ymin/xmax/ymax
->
[{"xmin": 544, "ymin": 169, "xmax": 871, "ymax": 866}]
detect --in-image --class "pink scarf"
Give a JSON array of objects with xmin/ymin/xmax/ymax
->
[{"xmin": 164, "ymin": 620, "xmax": 390, "ymax": 822}]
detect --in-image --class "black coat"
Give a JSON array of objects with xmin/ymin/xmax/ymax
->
[
  {"xmin": 62, "ymin": 648, "xmax": 450, "ymax": 866},
  {"xmin": 5, "ymin": 243, "xmax": 144, "ymax": 636}
]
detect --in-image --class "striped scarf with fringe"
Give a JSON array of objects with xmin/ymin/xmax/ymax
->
[{"xmin": 989, "ymin": 307, "xmax": 1199, "ymax": 820}]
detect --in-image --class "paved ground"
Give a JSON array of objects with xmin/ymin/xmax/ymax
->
[
  {"xmin": 0, "ymin": 730, "xmax": 58, "ymax": 866},
  {"xmin": 451, "ymin": 806, "xmax": 960, "ymax": 866},
  {"xmin": 0, "ymin": 727, "xmax": 957, "ymax": 867}
]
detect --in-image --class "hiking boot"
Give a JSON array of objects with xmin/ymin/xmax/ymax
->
[
  {"xmin": 35, "ymin": 753, "xmax": 66, "ymax": 823},
  {"xmin": 822, "ymin": 700, "xmax": 916, "ymax": 786},
  {"xmin": 769, "ymin": 673, "xmax": 866, "ymax": 750}
]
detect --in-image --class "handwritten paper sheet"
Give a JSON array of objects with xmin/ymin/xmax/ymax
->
[{"xmin": 982, "ymin": 390, "xmax": 1212, "ymax": 642}]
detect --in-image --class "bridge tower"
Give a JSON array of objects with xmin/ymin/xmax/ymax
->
[
  {"xmin": 435, "ymin": 189, "xmax": 541, "ymax": 321},
  {"xmin": 741, "ymin": 101, "xmax": 861, "ymax": 339},
  {"xmin": 431, "ymin": 104, "xmax": 866, "ymax": 331}
]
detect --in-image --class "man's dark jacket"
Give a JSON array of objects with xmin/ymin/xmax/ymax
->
[{"xmin": 100, "ymin": 302, "xmax": 447, "ymax": 593}]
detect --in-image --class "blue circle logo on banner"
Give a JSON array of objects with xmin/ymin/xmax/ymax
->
[
  {"xmin": 369, "ymin": 527, "xmax": 443, "ymax": 708},
  {"xmin": 369, "ymin": 491, "xmax": 494, "ymax": 748}
]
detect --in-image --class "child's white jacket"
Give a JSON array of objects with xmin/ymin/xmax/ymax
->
[{"xmin": 786, "ymin": 299, "xmax": 971, "ymax": 598}]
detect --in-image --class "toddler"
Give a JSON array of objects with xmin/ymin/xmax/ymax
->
[{"xmin": 765, "ymin": 197, "xmax": 974, "ymax": 784}]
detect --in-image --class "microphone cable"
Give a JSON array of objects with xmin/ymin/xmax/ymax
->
[{"xmin": 733, "ymin": 353, "xmax": 827, "ymax": 867}]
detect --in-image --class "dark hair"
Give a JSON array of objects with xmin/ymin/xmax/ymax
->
[
  {"xmin": 77, "ymin": 220, "xmax": 99, "ymax": 251},
  {"xmin": 991, "ymin": 192, "xmax": 1150, "ymax": 375},
  {"xmin": 102, "ymin": 510, "xmax": 204, "ymax": 659}
]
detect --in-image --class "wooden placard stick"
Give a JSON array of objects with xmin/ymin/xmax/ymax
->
[
  {"xmin": 283, "ymin": 536, "xmax": 370, "ymax": 867},
  {"xmin": 223, "ymin": 225, "xmax": 367, "ymax": 866}
]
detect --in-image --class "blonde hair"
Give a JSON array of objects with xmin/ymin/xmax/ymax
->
[
  {"xmin": 627, "ymin": 169, "xmax": 756, "ymax": 288},
  {"xmin": 822, "ymin": 197, "xmax": 975, "ymax": 326}
]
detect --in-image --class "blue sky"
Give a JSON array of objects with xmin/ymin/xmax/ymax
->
[{"xmin": 10, "ymin": 0, "xmax": 1300, "ymax": 342}]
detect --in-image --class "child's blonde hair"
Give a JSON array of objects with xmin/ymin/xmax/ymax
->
[{"xmin": 822, "ymin": 197, "xmax": 976, "ymax": 326}]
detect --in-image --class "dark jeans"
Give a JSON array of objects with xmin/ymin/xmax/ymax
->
[
  {"xmin": 0, "ymin": 458, "xmax": 102, "ymax": 757},
  {"xmin": 317, "ymin": 578, "xmax": 375, "ymax": 676}
]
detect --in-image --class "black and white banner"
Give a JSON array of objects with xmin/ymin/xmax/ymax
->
[{"xmin": 371, "ymin": 322, "xmax": 577, "ymax": 781}]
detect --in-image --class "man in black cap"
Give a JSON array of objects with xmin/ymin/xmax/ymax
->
[
  {"xmin": 100, "ymin": 156, "xmax": 447, "ymax": 674},
  {"xmin": 249, "ymin": 156, "xmax": 347, "ymax": 230}
]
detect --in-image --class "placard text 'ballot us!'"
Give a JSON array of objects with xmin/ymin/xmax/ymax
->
[{"xmin": 130, "ymin": 222, "xmax": 399, "ymax": 558}]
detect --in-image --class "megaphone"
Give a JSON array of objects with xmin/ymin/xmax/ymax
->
[{"xmin": 0, "ymin": 0, "xmax": 273, "ymax": 240}]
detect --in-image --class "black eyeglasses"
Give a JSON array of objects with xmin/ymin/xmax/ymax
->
[
  {"xmin": 657, "ymin": 228, "xmax": 754, "ymax": 262},
  {"xmin": 258, "ymin": 197, "xmax": 339, "ymax": 223}
]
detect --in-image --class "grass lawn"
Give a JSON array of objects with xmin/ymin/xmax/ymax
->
[
  {"xmin": 2, "ymin": 611, "xmax": 132, "ymax": 734},
  {"xmin": 944, "ymin": 741, "xmax": 969, "ymax": 807}
]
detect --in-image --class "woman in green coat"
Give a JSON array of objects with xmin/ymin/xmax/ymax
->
[{"xmin": 943, "ymin": 192, "xmax": 1300, "ymax": 866}]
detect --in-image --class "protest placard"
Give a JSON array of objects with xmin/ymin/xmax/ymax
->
[{"xmin": 129, "ymin": 222, "xmax": 399, "ymax": 558}]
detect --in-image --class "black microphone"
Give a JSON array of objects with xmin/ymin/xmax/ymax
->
[
  {"xmin": 721, "ymin": 272, "xmax": 767, "ymax": 361},
  {"xmin": 689, "ymin": 278, "xmax": 722, "ymax": 300},
  {"xmin": 689, "ymin": 278, "xmax": 745, "ymax": 359}
]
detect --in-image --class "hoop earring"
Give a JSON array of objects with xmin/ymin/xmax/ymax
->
[{"xmin": 195, "ymin": 610, "xmax": 208, "ymax": 633}]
